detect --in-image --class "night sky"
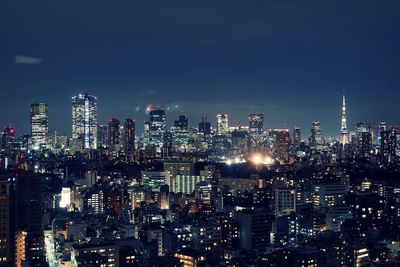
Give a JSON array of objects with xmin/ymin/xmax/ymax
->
[{"xmin": 1, "ymin": 1, "xmax": 400, "ymax": 136}]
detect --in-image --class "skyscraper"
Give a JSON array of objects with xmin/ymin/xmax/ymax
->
[
  {"xmin": 293, "ymin": 127, "xmax": 301, "ymax": 149},
  {"xmin": 124, "ymin": 119, "xmax": 135, "ymax": 161},
  {"xmin": 310, "ymin": 122, "xmax": 323, "ymax": 147},
  {"xmin": 199, "ymin": 116, "xmax": 211, "ymax": 135},
  {"xmin": 339, "ymin": 93, "xmax": 349, "ymax": 148},
  {"xmin": 172, "ymin": 115, "xmax": 189, "ymax": 152},
  {"xmin": 248, "ymin": 114, "xmax": 264, "ymax": 151},
  {"xmin": 108, "ymin": 118, "xmax": 120, "ymax": 147},
  {"xmin": 0, "ymin": 177, "xmax": 15, "ymax": 266},
  {"xmin": 147, "ymin": 108, "xmax": 166, "ymax": 152},
  {"xmin": 97, "ymin": 124, "xmax": 108, "ymax": 147},
  {"xmin": 72, "ymin": 93, "xmax": 97, "ymax": 149},
  {"xmin": 216, "ymin": 114, "xmax": 229, "ymax": 135},
  {"xmin": 30, "ymin": 103, "xmax": 48, "ymax": 149},
  {"xmin": 380, "ymin": 127, "xmax": 398, "ymax": 162},
  {"xmin": 249, "ymin": 114, "xmax": 264, "ymax": 130},
  {"xmin": 2, "ymin": 125, "xmax": 15, "ymax": 149},
  {"xmin": 275, "ymin": 129, "xmax": 290, "ymax": 162},
  {"xmin": 174, "ymin": 115, "xmax": 188, "ymax": 129},
  {"xmin": 355, "ymin": 122, "xmax": 372, "ymax": 158}
]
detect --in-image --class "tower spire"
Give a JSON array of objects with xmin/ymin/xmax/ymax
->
[{"xmin": 340, "ymin": 90, "xmax": 349, "ymax": 147}]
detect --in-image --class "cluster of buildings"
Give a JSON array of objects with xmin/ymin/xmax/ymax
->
[{"xmin": 1, "ymin": 93, "xmax": 400, "ymax": 266}]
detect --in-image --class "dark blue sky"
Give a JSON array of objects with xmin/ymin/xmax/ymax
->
[{"xmin": 1, "ymin": 0, "xmax": 400, "ymax": 136}]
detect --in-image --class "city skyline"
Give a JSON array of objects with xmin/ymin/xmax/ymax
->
[
  {"xmin": 2, "ymin": 2, "xmax": 400, "ymax": 266},
  {"xmin": 1, "ymin": 91, "xmax": 398, "ymax": 138},
  {"xmin": 2, "ymin": 1, "xmax": 400, "ymax": 135}
]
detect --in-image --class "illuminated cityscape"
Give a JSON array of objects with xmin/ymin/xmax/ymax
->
[
  {"xmin": 2, "ymin": 1, "xmax": 400, "ymax": 267},
  {"xmin": 0, "ymin": 92, "xmax": 400, "ymax": 266}
]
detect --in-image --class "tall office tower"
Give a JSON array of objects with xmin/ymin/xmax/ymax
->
[
  {"xmin": 379, "ymin": 122, "xmax": 387, "ymax": 132},
  {"xmin": 380, "ymin": 129, "xmax": 390, "ymax": 161},
  {"xmin": 124, "ymin": 119, "xmax": 135, "ymax": 161},
  {"xmin": 148, "ymin": 108, "xmax": 166, "ymax": 150},
  {"xmin": 275, "ymin": 129, "xmax": 290, "ymax": 162},
  {"xmin": 172, "ymin": 115, "xmax": 189, "ymax": 152},
  {"xmin": 1, "ymin": 125, "xmax": 15, "ymax": 149},
  {"xmin": 108, "ymin": 118, "xmax": 120, "ymax": 146},
  {"xmin": 248, "ymin": 113, "xmax": 264, "ymax": 151},
  {"xmin": 162, "ymin": 131, "xmax": 173, "ymax": 158},
  {"xmin": 355, "ymin": 122, "xmax": 372, "ymax": 158},
  {"xmin": 15, "ymin": 174, "xmax": 47, "ymax": 266},
  {"xmin": 376, "ymin": 122, "xmax": 387, "ymax": 145},
  {"xmin": 174, "ymin": 115, "xmax": 188, "ymax": 129},
  {"xmin": 0, "ymin": 177, "xmax": 15, "ymax": 266},
  {"xmin": 389, "ymin": 128, "xmax": 398, "ymax": 157},
  {"xmin": 216, "ymin": 113, "xmax": 229, "ymax": 135},
  {"xmin": 249, "ymin": 113, "xmax": 264, "ymax": 130},
  {"xmin": 339, "ymin": 93, "xmax": 349, "ymax": 148},
  {"xmin": 310, "ymin": 122, "xmax": 323, "ymax": 147},
  {"xmin": 97, "ymin": 124, "xmax": 108, "ymax": 147},
  {"xmin": 30, "ymin": 103, "xmax": 48, "ymax": 149},
  {"xmin": 382, "ymin": 128, "xmax": 399, "ymax": 162},
  {"xmin": 293, "ymin": 127, "xmax": 301, "ymax": 148},
  {"xmin": 199, "ymin": 116, "xmax": 211, "ymax": 135},
  {"xmin": 72, "ymin": 93, "xmax": 97, "ymax": 149}
]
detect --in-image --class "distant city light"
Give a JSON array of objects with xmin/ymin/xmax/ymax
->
[
  {"xmin": 145, "ymin": 105, "xmax": 153, "ymax": 114},
  {"xmin": 250, "ymin": 153, "xmax": 274, "ymax": 165}
]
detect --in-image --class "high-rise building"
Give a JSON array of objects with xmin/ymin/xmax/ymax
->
[
  {"xmin": 72, "ymin": 93, "xmax": 97, "ymax": 149},
  {"xmin": 108, "ymin": 118, "xmax": 120, "ymax": 147},
  {"xmin": 249, "ymin": 113, "xmax": 264, "ymax": 130},
  {"xmin": 162, "ymin": 131, "xmax": 173, "ymax": 158},
  {"xmin": 1, "ymin": 126, "xmax": 15, "ymax": 149},
  {"xmin": 0, "ymin": 177, "xmax": 15, "ymax": 266},
  {"xmin": 97, "ymin": 124, "xmax": 108, "ymax": 147},
  {"xmin": 123, "ymin": 119, "xmax": 135, "ymax": 161},
  {"xmin": 377, "ymin": 122, "xmax": 387, "ymax": 145},
  {"xmin": 174, "ymin": 115, "xmax": 188, "ymax": 129},
  {"xmin": 380, "ymin": 129, "xmax": 390, "ymax": 161},
  {"xmin": 339, "ymin": 93, "xmax": 349, "ymax": 148},
  {"xmin": 199, "ymin": 116, "xmax": 211, "ymax": 135},
  {"xmin": 15, "ymin": 175, "xmax": 48, "ymax": 266},
  {"xmin": 381, "ymin": 127, "xmax": 398, "ymax": 162},
  {"xmin": 310, "ymin": 122, "xmax": 323, "ymax": 147},
  {"xmin": 248, "ymin": 114, "xmax": 264, "ymax": 151},
  {"xmin": 216, "ymin": 114, "xmax": 229, "ymax": 135},
  {"xmin": 389, "ymin": 128, "xmax": 398, "ymax": 158},
  {"xmin": 147, "ymin": 108, "xmax": 166, "ymax": 151},
  {"xmin": 172, "ymin": 115, "xmax": 189, "ymax": 152},
  {"xmin": 355, "ymin": 122, "xmax": 372, "ymax": 158},
  {"xmin": 293, "ymin": 127, "xmax": 301, "ymax": 148},
  {"xmin": 30, "ymin": 103, "xmax": 48, "ymax": 149},
  {"xmin": 271, "ymin": 129, "xmax": 290, "ymax": 162}
]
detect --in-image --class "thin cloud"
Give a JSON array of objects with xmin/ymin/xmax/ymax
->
[{"xmin": 14, "ymin": 55, "xmax": 43, "ymax": 64}]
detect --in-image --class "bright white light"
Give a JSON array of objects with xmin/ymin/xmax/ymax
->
[
  {"xmin": 251, "ymin": 153, "xmax": 263, "ymax": 165},
  {"xmin": 225, "ymin": 159, "xmax": 233, "ymax": 166},
  {"xmin": 264, "ymin": 156, "xmax": 274, "ymax": 165},
  {"xmin": 250, "ymin": 153, "xmax": 274, "ymax": 165},
  {"xmin": 60, "ymin": 187, "xmax": 71, "ymax": 208},
  {"xmin": 145, "ymin": 105, "xmax": 152, "ymax": 114}
]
